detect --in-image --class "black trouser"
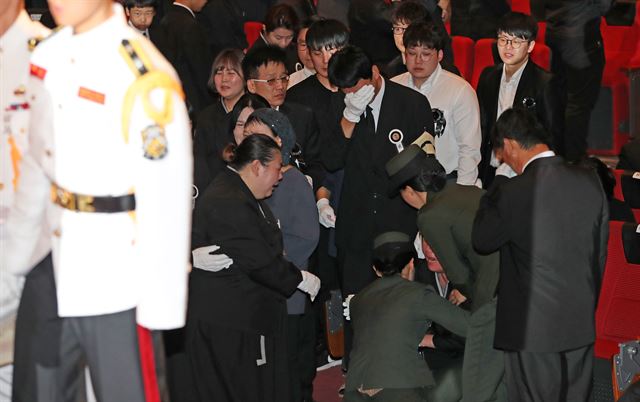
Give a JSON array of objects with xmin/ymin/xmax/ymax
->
[
  {"xmin": 548, "ymin": 18, "xmax": 605, "ymax": 161},
  {"xmin": 186, "ymin": 320, "xmax": 290, "ymax": 402},
  {"xmin": 504, "ymin": 344, "xmax": 594, "ymax": 402},
  {"xmin": 286, "ymin": 311, "xmax": 317, "ymax": 402},
  {"xmin": 338, "ymin": 248, "xmax": 376, "ymax": 370},
  {"xmin": 12, "ymin": 254, "xmax": 68, "ymax": 402}
]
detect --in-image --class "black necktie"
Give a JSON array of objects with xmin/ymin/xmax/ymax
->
[{"xmin": 363, "ymin": 105, "xmax": 375, "ymax": 133}]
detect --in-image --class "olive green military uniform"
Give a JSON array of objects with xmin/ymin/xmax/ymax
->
[{"xmin": 418, "ymin": 183, "xmax": 506, "ymax": 402}]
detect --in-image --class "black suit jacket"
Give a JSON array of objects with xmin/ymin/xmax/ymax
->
[
  {"xmin": 279, "ymin": 101, "xmax": 325, "ymax": 191},
  {"xmin": 476, "ymin": 61, "xmax": 564, "ymax": 187},
  {"xmin": 192, "ymin": 99, "xmax": 231, "ymax": 193},
  {"xmin": 286, "ymin": 76, "xmax": 345, "ymax": 187},
  {"xmin": 348, "ymin": 0, "xmax": 399, "ymax": 66},
  {"xmin": 472, "ymin": 156, "xmax": 608, "ymax": 352},
  {"xmin": 196, "ymin": 0, "xmax": 248, "ymax": 59},
  {"xmin": 189, "ymin": 169, "xmax": 303, "ymax": 336},
  {"xmin": 325, "ymin": 80, "xmax": 434, "ymax": 253},
  {"xmin": 157, "ymin": 5, "xmax": 213, "ymax": 117}
]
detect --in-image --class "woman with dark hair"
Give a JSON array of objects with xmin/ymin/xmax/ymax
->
[
  {"xmin": 188, "ymin": 134, "xmax": 321, "ymax": 402},
  {"xmin": 207, "ymin": 48, "xmax": 246, "ymax": 115},
  {"xmin": 249, "ymin": 3, "xmax": 301, "ymax": 73},
  {"xmin": 242, "ymin": 108, "xmax": 321, "ymax": 401},
  {"xmin": 192, "ymin": 92, "xmax": 268, "ymax": 196}
]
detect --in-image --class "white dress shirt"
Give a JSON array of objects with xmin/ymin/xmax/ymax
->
[
  {"xmin": 287, "ymin": 67, "xmax": 315, "ymax": 89},
  {"xmin": 497, "ymin": 60, "xmax": 528, "ymax": 119},
  {"xmin": 368, "ymin": 77, "xmax": 386, "ymax": 131},
  {"xmin": 392, "ymin": 64, "xmax": 482, "ymax": 186},
  {"xmin": 492, "ymin": 61, "xmax": 529, "ymax": 175}
]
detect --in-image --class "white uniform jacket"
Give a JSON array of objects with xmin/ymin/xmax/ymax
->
[
  {"xmin": 3, "ymin": 4, "xmax": 192, "ymax": 330},
  {"xmin": 0, "ymin": 10, "xmax": 50, "ymax": 367}
]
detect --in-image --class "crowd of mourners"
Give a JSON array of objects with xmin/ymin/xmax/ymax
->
[{"xmin": 3, "ymin": 0, "xmax": 640, "ymax": 401}]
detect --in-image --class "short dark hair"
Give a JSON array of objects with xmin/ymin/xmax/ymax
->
[
  {"xmin": 492, "ymin": 108, "xmax": 551, "ymax": 150},
  {"xmin": 373, "ymin": 242, "xmax": 416, "ymax": 276},
  {"xmin": 496, "ymin": 12, "xmax": 538, "ymax": 41},
  {"xmin": 392, "ymin": 0, "xmax": 430, "ymax": 25},
  {"xmin": 327, "ymin": 46, "xmax": 372, "ymax": 89},
  {"xmin": 242, "ymin": 46, "xmax": 287, "ymax": 80},
  {"xmin": 403, "ymin": 21, "xmax": 445, "ymax": 51},
  {"xmin": 229, "ymin": 93, "xmax": 269, "ymax": 132},
  {"xmin": 208, "ymin": 48, "xmax": 245, "ymax": 92},
  {"xmin": 223, "ymin": 134, "xmax": 280, "ymax": 170},
  {"xmin": 264, "ymin": 4, "xmax": 299, "ymax": 33},
  {"xmin": 123, "ymin": 0, "xmax": 157, "ymax": 9},
  {"xmin": 306, "ymin": 19, "xmax": 350, "ymax": 51},
  {"xmin": 402, "ymin": 157, "xmax": 447, "ymax": 193}
]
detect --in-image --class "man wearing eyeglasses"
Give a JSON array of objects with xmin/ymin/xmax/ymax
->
[
  {"xmin": 476, "ymin": 12, "xmax": 564, "ymax": 188},
  {"xmin": 391, "ymin": 21, "xmax": 482, "ymax": 187},
  {"xmin": 384, "ymin": 0, "xmax": 456, "ymax": 79},
  {"xmin": 243, "ymin": 45, "xmax": 325, "ymax": 192}
]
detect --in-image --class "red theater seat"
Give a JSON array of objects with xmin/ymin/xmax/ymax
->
[
  {"xmin": 471, "ymin": 39, "xmax": 497, "ymax": 89},
  {"xmin": 536, "ymin": 22, "xmax": 546, "ymax": 44},
  {"xmin": 530, "ymin": 42, "xmax": 551, "ymax": 71},
  {"xmin": 589, "ymin": 18, "xmax": 637, "ymax": 155},
  {"xmin": 595, "ymin": 221, "xmax": 640, "ymax": 359},
  {"xmin": 244, "ymin": 21, "xmax": 263, "ymax": 49},
  {"xmin": 451, "ymin": 36, "xmax": 475, "ymax": 82},
  {"xmin": 510, "ymin": 0, "xmax": 531, "ymax": 14}
]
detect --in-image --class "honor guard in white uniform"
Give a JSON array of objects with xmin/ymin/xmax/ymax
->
[
  {"xmin": 0, "ymin": 4, "xmax": 50, "ymax": 401},
  {"xmin": 2, "ymin": 3, "xmax": 192, "ymax": 401}
]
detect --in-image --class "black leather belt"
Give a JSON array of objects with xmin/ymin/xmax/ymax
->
[{"xmin": 50, "ymin": 183, "xmax": 136, "ymax": 213}]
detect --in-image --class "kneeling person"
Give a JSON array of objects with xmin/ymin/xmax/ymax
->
[{"xmin": 344, "ymin": 232, "xmax": 469, "ymax": 402}]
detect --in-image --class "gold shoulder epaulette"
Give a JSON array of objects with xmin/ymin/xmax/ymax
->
[{"xmin": 119, "ymin": 39, "xmax": 184, "ymax": 152}]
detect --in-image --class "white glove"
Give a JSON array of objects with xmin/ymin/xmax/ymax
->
[
  {"xmin": 343, "ymin": 84, "xmax": 375, "ymax": 123},
  {"xmin": 490, "ymin": 150, "xmax": 501, "ymax": 168},
  {"xmin": 342, "ymin": 294, "xmax": 355, "ymax": 321},
  {"xmin": 316, "ymin": 198, "xmax": 336, "ymax": 228},
  {"xmin": 297, "ymin": 271, "xmax": 321, "ymax": 301},
  {"xmin": 414, "ymin": 233, "xmax": 425, "ymax": 259},
  {"xmin": 495, "ymin": 162, "xmax": 517, "ymax": 178},
  {"xmin": 192, "ymin": 245, "xmax": 233, "ymax": 272}
]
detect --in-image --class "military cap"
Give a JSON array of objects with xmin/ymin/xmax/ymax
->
[
  {"xmin": 372, "ymin": 231, "xmax": 416, "ymax": 273},
  {"xmin": 373, "ymin": 231, "xmax": 412, "ymax": 250}
]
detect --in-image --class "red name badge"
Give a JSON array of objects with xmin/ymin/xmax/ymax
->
[
  {"xmin": 78, "ymin": 87, "xmax": 106, "ymax": 105},
  {"xmin": 29, "ymin": 64, "xmax": 47, "ymax": 80}
]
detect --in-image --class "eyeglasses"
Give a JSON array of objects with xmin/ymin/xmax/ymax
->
[
  {"xmin": 496, "ymin": 36, "xmax": 529, "ymax": 49},
  {"xmin": 392, "ymin": 25, "xmax": 407, "ymax": 35},
  {"xmin": 251, "ymin": 75, "xmax": 290, "ymax": 87},
  {"xmin": 405, "ymin": 49, "xmax": 437, "ymax": 61}
]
